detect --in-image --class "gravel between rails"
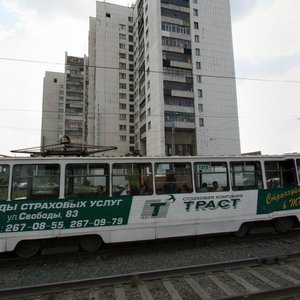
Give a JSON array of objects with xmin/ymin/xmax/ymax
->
[{"xmin": 1, "ymin": 232, "xmax": 300, "ymax": 289}]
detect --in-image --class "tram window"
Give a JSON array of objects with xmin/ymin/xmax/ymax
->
[
  {"xmin": 65, "ymin": 164, "xmax": 109, "ymax": 198},
  {"xmin": 194, "ymin": 162, "xmax": 229, "ymax": 192},
  {"xmin": 264, "ymin": 160, "xmax": 297, "ymax": 188},
  {"xmin": 112, "ymin": 163, "xmax": 152, "ymax": 196},
  {"xmin": 12, "ymin": 164, "xmax": 60, "ymax": 200},
  {"xmin": 0, "ymin": 165, "xmax": 9, "ymax": 201},
  {"xmin": 230, "ymin": 161, "xmax": 262, "ymax": 191},
  {"xmin": 155, "ymin": 163, "xmax": 192, "ymax": 194}
]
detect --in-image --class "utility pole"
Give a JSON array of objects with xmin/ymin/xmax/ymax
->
[{"xmin": 171, "ymin": 122, "xmax": 175, "ymax": 156}]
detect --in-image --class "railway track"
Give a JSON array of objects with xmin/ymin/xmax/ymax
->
[
  {"xmin": 2, "ymin": 253, "xmax": 300, "ymax": 299},
  {"xmin": 0, "ymin": 228, "xmax": 298, "ymax": 266}
]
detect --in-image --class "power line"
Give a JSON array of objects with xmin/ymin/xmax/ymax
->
[{"xmin": 1, "ymin": 56, "xmax": 300, "ymax": 84}]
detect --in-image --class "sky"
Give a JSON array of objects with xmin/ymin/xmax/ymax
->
[{"xmin": 0, "ymin": 0, "xmax": 299, "ymax": 156}]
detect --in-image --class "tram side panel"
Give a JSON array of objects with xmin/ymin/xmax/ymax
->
[{"xmin": 1, "ymin": 188, "xmax": 300, "ymax": 252}]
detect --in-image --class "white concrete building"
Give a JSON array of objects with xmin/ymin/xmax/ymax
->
[
  {"xmin": 88, "ymin": 2, "xmax": 135, "ymax": 156},
  {"xmin": 42, "ymin": 0, "xmax": 240, "ymax": 156},
  {"xmin": 88, "ymin": 0, "xmax": 240, "ymax": 156},
  {"xmin": 41, "ymin": 54, "xmax": 88, "ymax": 147},
  {"xmin": 41, "ymin": 71, "xmax": 65, "ymax": 146}
]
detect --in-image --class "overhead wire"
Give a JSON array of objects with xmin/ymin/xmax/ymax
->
[
  {"xmin": 1, "ymin": 56, "xmax": 300, "ymax": 84},
  {"xmin": 0, "ymin": 55, "xmax": 299, "ymax": 145}
]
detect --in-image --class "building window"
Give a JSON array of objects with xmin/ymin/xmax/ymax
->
[
  {"xmin": 129, "ymin": 136, "xmax": 135, "ymax": 144},
  {"xmin": 198, "ymin": 89, "xmax": 203, "ymax": 97},
  {"xmin": 148, "ymin": 121, "xmax": 151, "ymax": 130},
  {"xmin": 120, "ymin": 114, "xmax": 126, "ymax": 120},
  {"xmin": 120, "ymin": 125, "xmax": 126, "ymax": 131},
  {"xmin": 129, "ymin": 104, "xmax": 134, "ymax": 112},
  {"xmin": 162, "ymin": 36, "xmax": 191, "ymax": 48},
  {"xmin": 119, "ymin": 93, "xmax": 126, "ymax": 99},
  {"xmin": 119, "ymin": 33, "xmax": 126, "ymax": 40},
  {"xmin": 128, "ymin": 17, "xmax": 133, "ymax": 22},
  {"xmin": 119, "ymin": 24, "xmax": 126, "ymax": 30},
  {"xmin": 54, "ymin": 78, "xmax": 57, "ymax": 83},
  {"xmin": 130, "ymin": 126, "xmax": 134, "ymax": 133},
  {"xmin": 119, "ymin": 83, "xmax": 126, "ymax": 89},
  {"xmin": 196, "ymin": 75, "xmax": 202, "ymax": 83},
  {"xmin": 119, "ymin": 43, "xmax": 126, "ymax": 49},
  {"xmin": 147, "ymin": 108, "xmax": 151, "ymax": 116},
  {"xmin": 195, "ymin": 48, "xmax": 200, "ymax": 56},
  {"xmin": 129, "ymin": 35, "xmax": 133, "ymax": 42},
  {"xmin": 198, "ymin": 103, "xmax": 203, "ymax": 112},
  {"xmin": 128, "ymin": 25, "xmax": 133, "ymax": 33},
  {"xmin": 193, "ymin": 9, "xmax": 198, "ymax": 16},
  {"xmin": 193, "ymin": 0, "xmax": 198, "ymax": 3},
  {"xmin": 119, "ymin": 73, "xmax": 126, "ymax": 79},
  {"xmin": 119, "ymin": 103, "xmax": 126, "ymax": 110},
  {"xmin": 120, "ymin": 135, "xmax": 127, "ymax": 142},
  {"xmin": 196, "ymin": 62, "xmax": 201, "ymax": 69},
  {"xmin": 199, "ymin": 118, "xmax": 204, "ymax": 127},
  {"xmin": 130, "ymin": 94, "xmax": 134, "ymax": 102},
  {"xmin": 106, "ymin": 13, "xmax": 111, "ymax": 18},
  {"xmin": 194, "ymin": 22, "xmax": 199, "ymax": 29},
  {"xmin": 119, "ymin": 63, "xmax": 126, "ymax": 70},
  {"xmin": 119, "ymin": 53, "xmax": 126, "ymax": 59},
  {"xmin": 195, "ymin": 35, "xmax": 199, "ymax": 43}
]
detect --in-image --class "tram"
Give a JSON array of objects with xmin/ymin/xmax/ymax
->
[{"xmin": 0, "ymin": 154, "xmax": 300, "ymax": 257}]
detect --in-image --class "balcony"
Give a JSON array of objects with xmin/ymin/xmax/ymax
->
[
  {"xmin": 161, "ymin": 3, "xmax": 190, "ymax": 14},
  {"xmin": 170, "ymin": 60, "xmax": 192, "ymax": 69},
  {"xmin": 165, "ymin": 121, "xmax": 195, "ymax": 129},
  {"xmin": 164, "ymin": 74, "xmax": 186, "ymax": 83},
  {"xmin": 171, "ymin": 90, "xmax": 194, "ymax": 98}
]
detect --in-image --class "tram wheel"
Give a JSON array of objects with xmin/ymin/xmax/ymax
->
[
  {"xmin": 234, "ymin": 223, "xmax": 249, "ymax": 237},
  {"xmin": 15, "ymin": 240, "xmax": 40, "ymax": 258},
  {"xmin": 273, "ymin": 217, "xmax": 294, "ymax": 233},
  {"xmin": 80, "ymin": 235, "xmax": 102, "ymax": 252}
]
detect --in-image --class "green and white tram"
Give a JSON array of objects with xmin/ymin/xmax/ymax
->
[{"xmin": 0, "ymin": 154, "xmax": 300, "ymax": 257}]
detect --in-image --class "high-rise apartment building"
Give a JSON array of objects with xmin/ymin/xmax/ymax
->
[
  {"xmin": 88, "ymin": 0, "xmax": 240, "ymax": 156},
  {"xmin": 64, "ymin": 54, "xmax": 89, "ymax": 145},
  {"xmin": 41, "ymin": 53, "xmax": 88, "ymax": 146},
  {"xmin": 41, "ymin": 71, "xmax": 65, "ymax": 146},
  {"xmin": 88, "ymin": 3, "xmax": 135, "ymax": 155},
  {"xmin": 42, "ymin": 0, "xmax": 240, "ymax": 156}
]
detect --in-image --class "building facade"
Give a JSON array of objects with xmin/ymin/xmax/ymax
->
[
  {"xmin": 88, "ymin": 0, "xmax": 240, "ymax": 156},
  {"xmin": 42, "ymin": 0, "xmax": 240, "ymax": 157},
  {"xmin": 41, "ymin": 53, "xmax": 88, "ymax": 147},
  {"xmin": 87, "ymin": 3, "xmax": 135, "ymax": 155},
  {"xmin": 41, "ymin": 71, "xmax": 65, "ymax": 146},
  {"xmin": 64, "ymin": 54, "xmax": 89, "ymax": 145}
]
